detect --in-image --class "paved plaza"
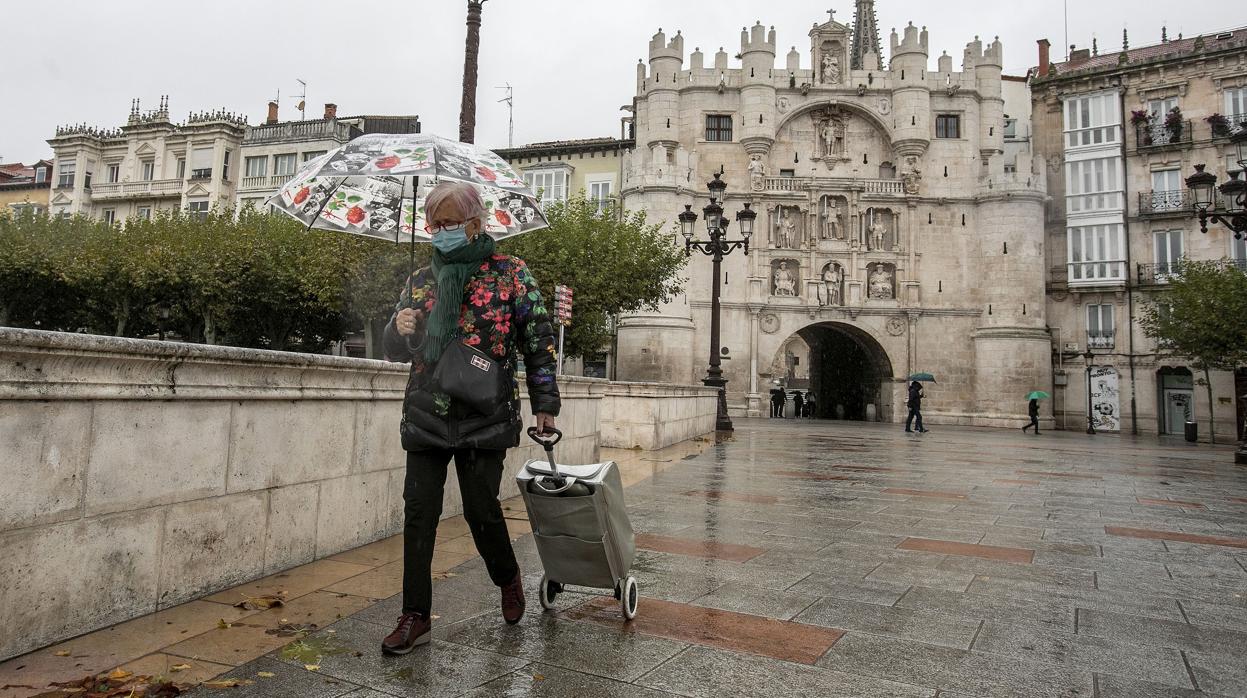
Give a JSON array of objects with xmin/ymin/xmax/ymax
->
[{"xmin": 6, "ymin": 419, "xmax": 1247, "ymax": 697}]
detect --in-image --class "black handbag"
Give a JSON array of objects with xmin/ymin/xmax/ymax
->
[{"xmin": 430, "ymin": 340, "xmax": 508, "ymax": 415}]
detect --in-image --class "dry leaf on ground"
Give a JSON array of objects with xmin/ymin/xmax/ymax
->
[
  {"xmin": 215, "ymin": 619, "xmax": 232, "ymax": 630},
  {"xmin": 53, "ymin": 650, "xmax": 71, "ymax": 657},
  {"xmin": 233, "ymin": 594, "xmax": 285, "ymax": 611},
  {"xmin": 304, "ymin": 664, "xmax": 320, "ymax": 671},
  {"xmin": 169, "ymin": 664, "xmax": 192, "ymax": 672},
  {"xmin": 256, "ymin": 672, "xmax": 275, "ymax": 678},
  {"xmin": 202, "ymin": 678, "xmax": 254, "ymax": 688}
]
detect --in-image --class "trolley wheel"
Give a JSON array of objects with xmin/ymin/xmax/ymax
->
[
  {"xmin": 539, "ymin": 575, "xmax": 560, "ymax": 611},
  {"xmin": 621, "ymin": 576, "xmax": 639, "ymax": 620}
]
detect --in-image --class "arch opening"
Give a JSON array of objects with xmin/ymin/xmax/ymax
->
[{"xmin": 767, "ymin": 322, "xmax": 895, "ymax": 422}]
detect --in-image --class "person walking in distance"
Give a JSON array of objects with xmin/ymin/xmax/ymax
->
[
  {"xmin": 770, "ymin": 386, "xmax": 785, "ymax": 418},
  {"xmin": 905, "ymin": 381, "xmax": 927, "ymax": 433},
  {"xmin": 792, "ymin": 391, "xmax": 805, "ymax": 420},
  {"xmin": 1022, "ymin": 398, "xmax": 1041, "ymax": 435},
  {"xmin": 380, "ymin": 182, "xmax": 560, "ymax": 655}
]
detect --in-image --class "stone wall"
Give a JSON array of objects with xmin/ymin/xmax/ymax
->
[
  {"xmin": 599, "ymin": 382, "xmax": 719, "ymax": 450},
  {"xmin": 0, "ymin": 328, "xmax": 612, "ymax": 660}
]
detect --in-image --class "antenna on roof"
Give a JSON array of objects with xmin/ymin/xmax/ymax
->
[
  {"xmin": 497, "ymin": 83, "xmax": 514, "ymax": 148},
  {"xmin": 295, "ymin": 79, "xmax": 307, "ymax": 121}
]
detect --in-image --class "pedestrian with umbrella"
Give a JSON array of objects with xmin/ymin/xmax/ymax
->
[
  {"xmin": 1023, "ymin": 391, "xmax": 1049, "ymax": 435},
  {"xmin": 905, "ymin": 373, "xmax": 935, "ymax": 434},
  {"xmin": 267, "ymin": 136, "xmax": 558, "ymax": 656}
]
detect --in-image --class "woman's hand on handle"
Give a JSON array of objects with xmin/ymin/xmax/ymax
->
[
  {"xmin": 534, "ymin": 412, "xmax": 557, "ymax": 435},
  {"xmin": 395, "ymin": 308, "xmax": 424, "ymax": 337}
]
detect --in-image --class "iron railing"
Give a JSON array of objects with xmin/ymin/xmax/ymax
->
[
  {"xmin": 1135, "ymin": 121, "xmax": 1193, "ymax": 150},
  {"xmin": 1137, "ymin": 262, "xmax": 1178, "ymax": 285},
  {"xmin": 1138, "ymin": 189, "xmax": 1191, "ymax": 216},
  {"xmin": 1211, "ymin": 113, "xmax": 1247, "ymax": 139},
  {"xmin": 1087, "ymin": 331, "xmax": 1116, "ymax": 349}
]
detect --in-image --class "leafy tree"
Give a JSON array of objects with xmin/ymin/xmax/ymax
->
[
  {"xmin": 343, "ymin": 239, "xmax": 427, "ymax": 358},
  {"xmin": 1140, "ymin": 259, "xmax": 1247, "ymax": 444},
  {"xmin": 0, "ymin": 210, "xmax": 80, "ymax": 329},
  {"xmin": 500, "ymin": 192, "xmax": 686, "ymax": 358}
]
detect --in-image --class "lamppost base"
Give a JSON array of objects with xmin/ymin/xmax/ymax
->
[
  {"xmin": 1236, "ymin": 444, "xmax": 1247, "ymax": 465},
  {"xmin": 704, "ymin": 377, "xmax": 734, "ymax": 432}
]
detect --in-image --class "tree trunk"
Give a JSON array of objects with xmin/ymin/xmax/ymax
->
[
  {"xmin": 1204, "ymin": 367, "xmax": 1216, "ymax": 445},
  {"xmin": 114, "ymin": 297, "xmax": 130, "ymax": 337},
  {"xmin": 363, "ymin": 318, "xmax": 377, "ymax": 359},
  {"xmin": 204, "ymin": 311, "xmax": 218, "ymax": 345}
]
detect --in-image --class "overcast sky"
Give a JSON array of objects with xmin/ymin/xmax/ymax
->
[{"xmin": 1, "ymin": 1, "xmax": 1235, "ymax": 164}]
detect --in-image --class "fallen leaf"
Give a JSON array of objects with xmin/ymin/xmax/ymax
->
[
  {"xmin": 304, "ymin": 664, "xmax": 320, "ymax": 671},
  {"xmin": 106, "ymin": 669, "xmax": 132, "ymax": 681},
  {"xmin": 216, "ymin": 619, "xmax": 232, "ymax": 630},
  {"xmin": 533, "ymin": 673, "xmax": 546, "ymax": 681},
  {"xmin": 202, "ymin": 678, "xmax": 254, "ymax": 688},
  {"xmin": 169, "ymin": 664, "xmax": 192, "ymax": 672},
  {"xmin": 257, "ymin": 672, "xmax": 275, "ymax": 678},
  {"xmin": 53, "ymin": 650, "xmax": 71, "ymax": 657},
  {"xmin": 233, "ymin": 594, "xmax": 285, "ymax": 611}
]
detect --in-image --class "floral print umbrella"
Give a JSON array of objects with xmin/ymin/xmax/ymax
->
[{"xmin": 265, "ymin": 133, "xmax": 547, "ymax": 243}]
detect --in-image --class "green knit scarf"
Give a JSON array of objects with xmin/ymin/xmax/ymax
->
[{"xmin": 424, "ymin": 234, "xmax": 496, "ymax": 363}]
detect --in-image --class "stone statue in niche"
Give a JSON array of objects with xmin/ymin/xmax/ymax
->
[
  {"xmin": 869, "ymin": 220, "xmax": 886, "ymax": 251},
  {"xmin": 821, "ymin": 52, "xmax": 841, "ymax": 84},
  {"xmin": 818, "ymin": 195, "xmax": 845, "ymax": 240},
  {"xmin": 813, "ymin": 108, "xmax": 848, "ymax": 163},
  {"xmin": 820, "ymin": 263, "xmax": 843, "ymax": 306},
  {"xmin": 775, "ymin": 206, "xmax": 801, "ymax": 248},
  {"xmin": 773, "ymin": 261, "xmax": 798, "ymax": 297},
  {"xmin": 868, "ymin": 264, "xmax": 895, "ymax": 300}
]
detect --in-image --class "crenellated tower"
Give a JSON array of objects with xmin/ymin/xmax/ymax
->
[
  {"xmin": 972, "ymin": 36, "xmax": 1005, "ymax": 159},
  {"xmin": 889, "ymin": 22, "xmax": 931, "ymax": 161},
  {"xmin": 646, "ymin": 28, "xmax": 684, "ymax": 153},
  {"xmin": 739, "ymin": 22, "xmax": 777, "ymax": 155}
]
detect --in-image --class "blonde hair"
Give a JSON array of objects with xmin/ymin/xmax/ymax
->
[{"xmin": 424, "ymin": 181, "xmax": 487, "ymax": 228}]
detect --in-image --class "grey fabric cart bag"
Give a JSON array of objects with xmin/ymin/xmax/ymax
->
[{"xmin": 517, "ymin": 427, "xmax": 638, "ymax": 619}]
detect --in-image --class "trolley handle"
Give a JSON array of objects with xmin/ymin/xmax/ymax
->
[{"xmin": 526, "ymin": 426, "xmax": 564, "ymax": 482}]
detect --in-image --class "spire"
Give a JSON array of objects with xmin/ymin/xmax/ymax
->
[
  {"xmin": 850, "ymin": 0, "xmax": 882, "ymax": 70},
  {"xmin": 1123, "ymin": 28, "xmax": 1129, "ymax": 51}
]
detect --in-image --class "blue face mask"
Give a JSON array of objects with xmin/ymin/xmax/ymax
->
[{"xmin": 432, "ymin": 224, "xmax": 469, "ymax": 254}]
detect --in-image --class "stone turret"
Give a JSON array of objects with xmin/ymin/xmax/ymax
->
[
  {"xmin": 974, "ymin": 36, "xmax": 1005, "ymax": 158},
  {"xmin": 889, "ymin": 23, "xmax": 931, "ymax": 159},
  {"xmin": 740, "ymin": 22, "xmax": 778, "ymax": 153},
  {"xmin": 646, "ymin": 28, "xmax": 684, "ymax": 150}
]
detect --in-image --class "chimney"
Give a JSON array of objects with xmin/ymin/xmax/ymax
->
[
  {"xmin": 324, "ymin": 103, "xmax": 337, "ymax": 119},
  {"xmin": 1037, "ymin": 38, "xmax": 1051, "ymax": 77},
  {"xmin": 1070, "ymin": 46, "xmax": 1090, "ymax": 62},
  {"xmin": 266, "ymin": 101, "xmax": 279, "ymax": 125}
]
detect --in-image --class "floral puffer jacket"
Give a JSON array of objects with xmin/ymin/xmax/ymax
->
[{"xmin": 383, "ymin": 253, "xmax": 560, "ymax": 451}]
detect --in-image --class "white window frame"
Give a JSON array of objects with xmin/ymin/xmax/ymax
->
[
  {"xmin": 587, "ymin": 177, "xmax": 613, "ymax": 213},
  {"xmin": 1231, "ymin": 235, "xmax": 1246, "ymax": 268},
  {"xmin": 245, "ymin": 156, "xmax": 268, "ymax": 178},
  {"xmin": 57, "ymin": 160, "xmax": 76, "ymax": 188},
  {"xmin": 140, "ymin": 161, "xmax": 155, "ymax": 182},
  {"xmin": 1153, "ymin": 229, "xmax": 1183, "ymax": 277},
  {"xmin": 302, "ymin": 150, "xmax": 327, "ymax": 162},
  {"xmin": 187, "ymin": 200, "xmax": 209, "ymax": 220},
  {"xmin": 222, "ymin": 150, "xmax": 232, "ymax": 181},
  {"xmin": 524, "ymin": 167, "xmax": 570, "ymax": 203},
  {"xmin": 102, "ymin": 209, "xmax": 116, "ymax": 225},
  {"xmin": 1086, "ymin": 304, "xmax": 1116, "ymax": 348},
  {"xmin": 1063, "ymin": 91, "xmax": 1122, "ymax": 149},
  {"xmin": 176, "ymin": 157, "xmax": 186, "ymax": 180},
  {"xmin": 1224, "ymin": 86, "xmax": 1247, "ymax": 119},
  {"xmin": 1067, "ymin": 222, "xmax": 1127, "ymax": 285},
  {"xmin": 1065, "ymin": 156, "xmax": 1124, "ymax": 214},
  {"xmin": 106, "ymin": 164, "xmax": 120, "ymax": 183},
  {"xmin": 34, "ymin": 166, "xmax": 47, "ymax": 183},
  {"xmin": 136, "ymin": 206, "xmax": 152, "ymax": 220},
  {"xmin": 273, "ymin": 153, "xmax": 297, "ymax": 176}
]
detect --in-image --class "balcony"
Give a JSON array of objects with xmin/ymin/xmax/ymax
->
[
  {"xmin": 1211, "ymin": 113, "xmax": 1247, "ymax": 139},
  {"xmin": 760, "ymin": 176, "xmax": 904, "ymax": 195},
  {"xmin": 1137, "ymin": 262, "xmax": 1178, "ymax": 285},
  {"xmin": 243, "ymin": 119, "xmax": 359, "ymax": 145},
  {"xmin": 239, "ymin": 174, "xmax": 295, "ymax": 191},
  {"xmin": 1135, "ymin": 121, "xmax": 1193, "ymax": 152},
  {"xmin": 89, "ymin": 179, "xmax": 184, "ymax": 199},
  {"xmin": 1087, "ymin": 331, "xmax": 1116, "ymax": 350},
  {"xmin": 56, "ymin": 177, "xmax": 74, "ymax": 189},
  {"xmin": 1138, "ymin": 189, "xmax": 1191, "ymax": 217},
  {"xmin": 1067, "ymin": 261, "xmax": 1127, "ymax": 288},
  {"xmin": 189, "ymin": 168, "xmax": 212, "ymax": 180}
]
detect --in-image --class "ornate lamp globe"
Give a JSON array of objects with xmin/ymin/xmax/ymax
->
[
  {"xmin": 707, "ymin": 172, "xmax": 727, "ymax": 204},
  {"xmin": 736, "ymin": 202, "xmax": 757, "ymax": 240},
  {"xmin": 1231, "ymin": 124, "xmax": 1247, "ymax": 169},
  {"xmin": 1219, "ymin": 169, "xmax": 1247, "ymax": 215},
  {"xmin": 702, "ymin": 198, "xmax": 724, "ymax": 233},
  {"xmin": 678, "ymin": 204, "xmax": 698, "ymax": 243},
  {"xmin": 1186, "ymin": 164, "xmax": 1218, "ymax": 214}
]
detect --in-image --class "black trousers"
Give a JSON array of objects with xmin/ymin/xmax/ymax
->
[
  {"xmin": 401, "ymin": 448, "xmax": 518, "ymax": 615},
  {"xmin": 1024, "ymin": 415, "xmax": 1040, "ymax": 432},
  {"xmin": 906, "ymin": 407, "xmax": 924, "ymax": 432}
]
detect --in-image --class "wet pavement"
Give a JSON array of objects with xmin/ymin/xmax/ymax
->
[{"xmin": 8, "ymin": 418, "xmax": 1247, "ymax": 697}]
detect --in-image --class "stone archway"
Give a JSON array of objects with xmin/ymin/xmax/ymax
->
[{"xmin": 767, "ymin": 321, "xmax": 896, "ymax": 422}]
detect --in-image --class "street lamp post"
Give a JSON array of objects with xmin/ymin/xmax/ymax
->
[
  {"xmin": 679, "ymin": 173, "xmax": 756, "ymax": 433},
  {"xmin": 1183, "ymin": 123, "xmax": 1247, "ymax": 463},
  {"xmin": 1084, "ymin": 348, "xmax": 1097, "ymax": 435}
]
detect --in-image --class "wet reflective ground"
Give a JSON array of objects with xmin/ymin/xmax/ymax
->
[{"xmin": 182, "ymin": 419, "xmax": 1247, "ymax": 697}]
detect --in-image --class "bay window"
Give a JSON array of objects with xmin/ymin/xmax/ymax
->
[
  {"xmin": 1068, "ymin": 223, "xmax": 1126, "ymax": 284},
  {"xmin": 524, "ymin": 169, "xmax": 568, "ymax": 202},
  {"xmin": 1064, "ymin": 92, "xmax": 1121, "ymax": 148},
  {"xmin": 1065, "ymin": 156, "xmax": 1123, "ymax": 213}
]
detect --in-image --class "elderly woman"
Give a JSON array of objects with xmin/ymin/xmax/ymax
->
[{"xmin": 380, "ymin": 181, "xmax": 560, "ymax": 655}]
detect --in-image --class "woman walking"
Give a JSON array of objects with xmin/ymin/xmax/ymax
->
[
  {"xmin": 381, "ymin": 181, "xmax": 560, "ymax": 655},
  {"xmin": 1022, "ymin": 398, "xmax": 1041, "ymax": 435},
  {"xmin": 905, "ymin": 381, "xmax": 927, "ymax": 433}
]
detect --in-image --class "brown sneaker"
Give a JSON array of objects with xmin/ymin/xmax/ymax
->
[
  {"xmin": 381, "ymin": 612, "xmax": 430, "ymax": 655},
  {"xmin": 501, "ymin": 571, "xmax": 525, "ymax": 625}
]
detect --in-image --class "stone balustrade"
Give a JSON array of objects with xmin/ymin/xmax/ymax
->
[
  {"xmin": 760, "ymin": 176, "xmax": 905, "ymax": 194},
  {"xmin": 0, "ymin": 328, "xmax": 714, "ymax": 660},
  {"xmin": 88, "ymin": 179, "xmax": 184, "ymax": 199}
]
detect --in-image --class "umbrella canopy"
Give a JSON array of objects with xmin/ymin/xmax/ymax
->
[
  {"xmin": 1026, "ymin": 391, "xmax": 1051, "ymax": 400},
  {"xmin": 909, "ymin": 373, "xmax": 937, "ymax": 383},
  {"xmin": 265, "ymin": 133, "xmax": 548, "ymax": 244}
]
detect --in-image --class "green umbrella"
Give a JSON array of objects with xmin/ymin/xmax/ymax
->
[
  {"xmin": 1027, "ymin": 391, "xmax": 1051, "ymax": 400},
  {"xmin": 909, "ymin": 373, "xmax": 937, "ymax": 383}
]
